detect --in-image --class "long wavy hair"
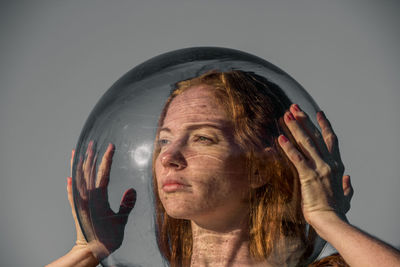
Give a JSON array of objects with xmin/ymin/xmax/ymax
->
[{"xmin": 152, "ymin": 70, "xmax": 347, "ymax": 266}]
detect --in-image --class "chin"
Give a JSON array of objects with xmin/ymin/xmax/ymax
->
[
  {"xmin": 164, "ymin": 208, "xmax": 192, "ymax": 220},
  {"xmin": 162, "ymin": 201, "xmax": 197, "ymax": 220}
]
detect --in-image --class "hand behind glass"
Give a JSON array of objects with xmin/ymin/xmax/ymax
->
[{"xmin": 72, "ymin": 142, "xmax": 136, "ymax": 260}]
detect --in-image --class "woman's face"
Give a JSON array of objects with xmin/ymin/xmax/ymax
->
[{"xmin": 155, "ymin": 84, "xmax": 250, "ymax": 229}]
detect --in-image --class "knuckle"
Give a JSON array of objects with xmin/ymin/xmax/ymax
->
[
  {"xmin": 319, "ymin": 164, "xmax": 332, "ymax": 177},
  {"xmin": 325, "ymin": 133, "xmax": 338, "ymax": 145},
  {"xmin": 297, "ymin": 110, "xmax": 308, "ymax": 119},
  {"xmin": 299, "ymin": 171, "xmax": 318, "ymax": 184},
  {"xmin": 303, "ymin": 136, "xmax": 314, "ymax": 147},
  {"xmin": 294, "ymin": 153, "xmax": 304, "ymax": 163},
  {"xmin": 289, "ymin": 150, "xmax": 304, "ymax": 163}
]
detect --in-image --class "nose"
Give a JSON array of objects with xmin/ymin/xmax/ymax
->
[{"xmin": 160, "ymin": 146, "xmax": 187, "ymax": 170}]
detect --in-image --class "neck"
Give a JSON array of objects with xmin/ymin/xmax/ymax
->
[{"xmin": 190, "ymin": 220, "xmax": 268, "ymax": 267}]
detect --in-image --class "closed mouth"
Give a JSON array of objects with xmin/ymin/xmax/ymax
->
[{"xmin": 162, "ymin": 179, "xmax": 190, "ymax": 192}]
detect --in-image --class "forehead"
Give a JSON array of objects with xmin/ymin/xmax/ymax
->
[{"xmin": 162, "ymin": 85, "xmax": 229, "ymax": 127}]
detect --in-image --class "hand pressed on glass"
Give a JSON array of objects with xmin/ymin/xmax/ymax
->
[
  {"xmin": 49, "ymin": 68, "xmax": 400, "ymax": 267},
  {"xmin": 278, "ymin": 104, "xmax": 353, "ymax": 225},
  {"xmin": 73, "ymin": 141, "xmax": 136, "ymax": 260}
]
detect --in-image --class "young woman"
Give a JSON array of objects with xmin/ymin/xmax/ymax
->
[{"xmin": 47, "ymin": 71, "xmax": 400, "ymax": 267}]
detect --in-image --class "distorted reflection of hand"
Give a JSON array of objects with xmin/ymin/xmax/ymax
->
[
  {"xmin": 74, "ymin": 141, "xmax": 136, "ymax": 260},
  {"xmin": 278, "ymin": 104, "xmax": 353, "ymax": 225}
]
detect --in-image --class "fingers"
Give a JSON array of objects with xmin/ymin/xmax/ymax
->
[
  {"xmin": 283, "ymin": 110, "xmax": 325, "ymax": 168},
  {"xmin": 317, "ymin": 111, "xmax": 344, "ymax": 175},
  {"xmin": 342, "ymin": 175, "xmax": 353, "ymax": 198},
  {"xmin": 71, "ymin": 150, "xmax": 75, "ymax": 177},
  {"xmin": 96, "ymin": 143, "xmax": 115, "ymax": 188},
  {"xmin": 75, "ymin": 156, "xmax": 88, "ymax": 201},
  {"xmin": 67, "ymin": 176, "xmax": 88, "ymax": 245},
  {"xmin": 290, "ymin": 104, "xmax": 330, "ymax": 159},
  {"xmin": 67, "ymin": 177, "xmax": 79, "ymax": 231},
  {"xmin": 317, "ymin": 111, "xmax": 341, "ymax": 161},
  {"xmin": 75, "ymin": 142, "xmax": 115, "ymax": 190},
  {"xmin": 342, "ymin": 175, "xmax": 353, "ymax": 213},
  {"xmin": 70, "ymin": 148, "xmax": 87, "ymax": 201},
  {"xmin": 84, "ymin": 141, "xmax": 96, "ymax": 190},
  {"xmin": 89, "ymin": 154, "xmax": 98, "ymax": 191},
  {"xmin": 278, "ymin": 135, "xmax": 312, "ymax": 177},
  {"xmin": 67, "ymin": 177, "xmax": 75, "ymax": 212},
  {"xmin": 118, "ymin": 188, "xmax": 136, "ymax": 216},
  {"xmin": 286, "ymin": 105, "xmax": 345, "ymax": 173},
  {"xmin": 279, "ymin": 106, "xmax": 350, "ymax": 219}
]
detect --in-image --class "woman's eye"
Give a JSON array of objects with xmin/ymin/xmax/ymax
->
[
  {"xmin": 158, "ymin": 139, "xmax": 170, "ymax": 147},
  {"xmin": 194, "ymin": 135, "xmax": 214, "ymax": 144}
]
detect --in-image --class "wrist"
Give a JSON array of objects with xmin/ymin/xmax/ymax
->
[
  {"xmin": 307, "ymin": 211, "xmax": 348, "ymax": 239},
  {"xmin": 46, "ymin": 246, "xmax": 99, "ymax": 267},
  {"xmin": 69, "ymin": 245, "xmax": 100, "ymax": 267}
]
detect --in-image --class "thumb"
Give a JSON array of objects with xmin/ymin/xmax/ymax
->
[
  {"xmin": 118, "ymin": 188, "xmax": 136, "ymax": 217},
  {"xmin": 342, "ymin": 175, "xmax": 353, "ymax": 197},
  {"xmin": 67, "ymin": 177, "xmax": 77, "ymax": 219},
  {"xmin": 67, "ymin": 177, "xmax": 86, "ymax": 245}
]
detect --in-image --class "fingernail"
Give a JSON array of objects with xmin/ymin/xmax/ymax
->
[
  {"xmin": 285, "ymin": 112, "xmax": 295, "ymax": 121},
  {"xmin": 108, "ymin": 143, "xmax": 115, "ymax": 152},
  {"xmin": 317, "ymin": 111, "xmax": 325, "ymax": 121},
  {"xmin": 292, "ymin": 104, "xmax": 300, "ymax": 112},
  {"xmin": 279, "ymin": 135, "xmax": 289, "ymax": 143}
]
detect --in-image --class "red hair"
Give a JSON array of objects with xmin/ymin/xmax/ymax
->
[{"xmin": 152, "ymin": 70, "xmax": 348, "ymax": 266}]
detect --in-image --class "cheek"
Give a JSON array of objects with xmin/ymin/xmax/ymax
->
[
  {"xmin": 188, "ymin": 150, "xmax": 247, "ymax": 185},
  {"xmin": 194, "ymin": 164, "xmax": 246, "ymax": 199},
  {"xmin": 154, "ymin": 160, "xmax": 162, "ymax": 187},
  {"xmin": 184, "ymin": 148, "xmax": 222, "ymax": 162},
  {"xmin": 186, "ymin": 147, "xmax": 233, "ymax": 167}
]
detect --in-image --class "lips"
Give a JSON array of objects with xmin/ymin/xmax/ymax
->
[{"xmin": 161, "ymin": 178, "xmax": 190, "ymax": 193}]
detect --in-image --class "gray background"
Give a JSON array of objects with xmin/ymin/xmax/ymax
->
[{"xmin": 1, "ymin": 1, "xmax": 399, "ymax": 266}]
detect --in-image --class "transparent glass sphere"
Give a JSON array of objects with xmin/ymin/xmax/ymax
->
[{"xmin": 72, "ymin": 47, "xmax": 325, "ymax": 266}]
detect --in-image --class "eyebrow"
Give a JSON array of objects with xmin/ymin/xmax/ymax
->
[{"xmin": 159, "ymin": 122, "xmax": 228, "ymax": 134}]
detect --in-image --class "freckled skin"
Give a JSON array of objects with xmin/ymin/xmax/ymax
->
[
  {"xmin": 155, "ymin": 85, "xmax": 272, "ymax": 266},
  {"xmin": 154, "ymin": 85, "xmax": 306, "ymax": 266},
  {"xmin": 155, "ymin": 85, "xmax": 250, "ymax": 232}
]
